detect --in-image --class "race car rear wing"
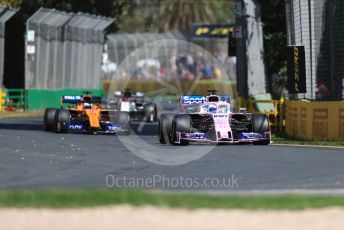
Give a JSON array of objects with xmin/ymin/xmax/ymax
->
[
  {"xmin": 179, "ymin": 95, "xmax": 231, "ymax": 106},
  {"xmin": 114, "ymin": 91, "xmax": 145, "ymax": 97},
  {"xmin": 180, "ymin": 95, "xmax": 206, "ymax": 105},
  {"xmin": 61, "ymin": 96, "xmax": 82, "ymax": 104},
  {"xmin": 60, "ymin": 95, "xmax": 102, "ymax": 108}
]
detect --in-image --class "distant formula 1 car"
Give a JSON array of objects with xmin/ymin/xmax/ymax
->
[
  {"xmin": 44, "ymin": 93, "xmax": 131, "ymax": 135},
  {"xmin": 109, "ymin": 89, "xmax": 157, "ymax": 122},
  {"xmin": 159, "ymin": 90, "xmax": 271, "ymax": 145}
]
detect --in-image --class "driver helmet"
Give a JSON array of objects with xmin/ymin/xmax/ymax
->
[
  {"xmin": 123, "ymin": 89, "xmax": 132, "ymax": 98},
  {"xmin": 208, "ymin": 104, "xmax": 217, "ymax": 113},
  {"xmin": 83, "ymin": 102, "xmax": 92, "ymax": 109}
]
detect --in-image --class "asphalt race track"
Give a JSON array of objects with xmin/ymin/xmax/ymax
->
[{"xmin": 1, "ymin": 116, "xmax": 344, "ymax": 193}]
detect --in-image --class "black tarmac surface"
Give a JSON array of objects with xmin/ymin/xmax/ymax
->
[{"xmin": 0, "ymin": 116, "xmax": 344, "ymax": 193}]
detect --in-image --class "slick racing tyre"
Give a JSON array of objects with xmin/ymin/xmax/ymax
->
[
  {"xmin": 251, "ymin": 114, "xmax": 270, "ymax": 145},
  {"xmin": 44, "ymin": 108, "xmax": 57, "ymax": 132},
  {"xmin": 171, "ymin": 114, "xmax": 191, "ymax": 145},
  {"xmin": 54, "ymin": 109, "xmax": 70, "ymax": 133},
  {"xmin": 159, "ymin": 113, "xmax": 175, "ymax": 144},
  {"xmin": 144, "ymin": 103, "xmax": 157, "ymax": 122}
]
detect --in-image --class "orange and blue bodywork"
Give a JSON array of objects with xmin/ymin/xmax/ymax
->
[{"xmin": 58, "ymin": 95, "xmax": 130, "ymax": 134}]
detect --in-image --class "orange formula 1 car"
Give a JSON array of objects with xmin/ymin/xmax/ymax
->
[{"xmin": 43, "ymin": 93, "xmax": 131, "ymax": 135}]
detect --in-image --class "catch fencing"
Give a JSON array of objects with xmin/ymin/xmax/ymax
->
[
  {"xmin": 285, "ymin": 0, "xmax": 344, "ymax": 100},
  {"xmin": 0, "ymin": 6, "xmax": 16, "ymax": 88},
  {"xmin": 25, "ymin": 8, "xmax": 114, "ymax": 89},
  {"xmin": 105, "ymin": 31, "xmax": 236, "ymax": 82},
  {"xmin": 106, "ymin": 32, "xmax": 186, "ymax": 80}
]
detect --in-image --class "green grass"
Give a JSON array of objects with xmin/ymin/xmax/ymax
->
[
  {"xmin": 272, "ymin": 133, "xmax": 344, "ymax": 146},
  {"xmin": 1, "ymin": 189, "xmax": 344, "ymax": 210}
]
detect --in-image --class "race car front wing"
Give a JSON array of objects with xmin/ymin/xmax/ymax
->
[
  {"xmin": 174, "ymin": 131, "xmax": 271, "ymax": 144},
  {"xmin": 64, "ymin": 121, "xmax": 129, "ymax": 134}
]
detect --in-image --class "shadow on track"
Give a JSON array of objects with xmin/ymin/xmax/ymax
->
[
  {"xmin": 0, "ymin": 120, "xmax": 44, "ymax": 131},
  {"xmin": 0, "ymin": 117, "xmax": 158, "ymax": 135},
  {"xmin": 130, "ymin": 122, "xmax": 158, "ymax": 136}
]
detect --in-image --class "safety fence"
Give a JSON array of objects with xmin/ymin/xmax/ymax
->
[
  {"xmin": 25, "ymin": 8, "xmax": 114, "ymax": 90},
  {"xmin": 4, "ymin": 89, "xmax": 26, "ymax": 111},
  {"xmin": 106, "ymin": 32, "xmax": 185, "ymax": 77},
  {"xmin": 285, "ymin": 100, "xmax": 344, "ymax": 140},
  {"xmin": 285, "ymin": 0, "xmax": 344, "ymax": 100},
  {"xmin": 26, "ymin": 88, "xmax": 103, "ymax": 110},
  {"xmin": 103, "ymin": 79, "xmax": 236, "ymax": 97},
  {"xmin": 0, "ymin": 88, "xmax": 103, "ymax": 111},
  {"xmin": 0, "ymin": 6, "xmax": 17, "ymax": 88},
  {"xmin": 105, "ymin": 31, "xmax": 236, "ymax": 83},
  {"xmin": 0, "ymin": 89, "xmax": 26, "ymax": 111}
]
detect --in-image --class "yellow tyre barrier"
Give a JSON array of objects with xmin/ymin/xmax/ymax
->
[
  {"xmin": 236, "ymin": 96, "xmax": 285, "ymax": 132},
  {"xmin": 0, "ymin": 89, "xmax": 5, "ymax": 112},
  {"xmin": 285, "ymin": 100, "xmax": 344, "ymax": 141}
]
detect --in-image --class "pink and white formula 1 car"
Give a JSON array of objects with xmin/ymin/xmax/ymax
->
[{"xmin": 159, "ymin": 91, "xmax": 271, "ymax": 145}]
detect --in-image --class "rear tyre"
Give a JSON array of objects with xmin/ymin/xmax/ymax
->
[
  {"xmin": 44, "ymin": 108, "xmax": 57, "ymax": 132},
  {"xmin": 54, "ymin": 109, "xmax": 70, "ymax": 133},
  {"xmin": 144, "ymin": 103, "xmax": 157, "ymax": 122},
  {"xmin": 171, "ymin": 114, "xmax": 191, "ymax": 145},
  {"xmin": 159, "ymin": 113, "xmax": 175, "ymax": 144},
  {"xmin": 251, "ymin": 114, "xmax": 270, "ymax": 145}
]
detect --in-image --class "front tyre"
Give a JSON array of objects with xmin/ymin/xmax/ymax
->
[
  {"xmin": 159, "ymin": 113, "xmax": 175, "ymax": 144},
  {"xmin": 251, "ymin": 114, "xmax": 270, "ymax": 145},
  {"xmin": 44, "ymin": 108, "xmax": 57, "ymax": 132},
  {"xmin": 54, "ymin": 109, "xmax": 70, "ymax": 133},
  {"xmin": 171, "ymin": 114, "xmax": 191, "ymax": 145}
]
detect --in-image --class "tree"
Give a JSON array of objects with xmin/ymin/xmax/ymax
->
[
  {"xmin": 0, "ymin": 0, "xmax": 22, "ymax": 8},
  {"xmin": 118, "ymin": 0, "xmax": 234, "ymax": 33},
  {"xmin": 117, "ymin": 0, "xmax": 154, "ymax": 32},
  {"xmin": 0, "ymin": 0, "xmax": 126, "ymax": 31},
  {"xmin": 1, "ymin": 0, "xmax": 127, "ymax": 89},
  {"xmin": 156, "ymin": 0, "xmax": 233, "ymax": 32},
  {"xmin": 157, "ymin": 0, "xmax": 219, "ymax": 32},
  {"xmin": 259, "ymin": 0, "xmax": 287, "ymax": 97}
]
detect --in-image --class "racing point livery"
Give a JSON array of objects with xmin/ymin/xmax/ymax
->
[
  {"xmin": 43, "ymin": 93, "xmax": 131, "ymax": 135},
  {"xmin": 109, "ymin": 89, "xmax": 157, "ymax": 122},
  {"xmin": 159, "ymin": 91, "xmax": 271, "ymax": 145}
]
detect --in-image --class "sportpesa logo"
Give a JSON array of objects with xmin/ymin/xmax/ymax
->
[{"xmin": 181, "ymin": 96, "xmax": 206, "ymax": 105}]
